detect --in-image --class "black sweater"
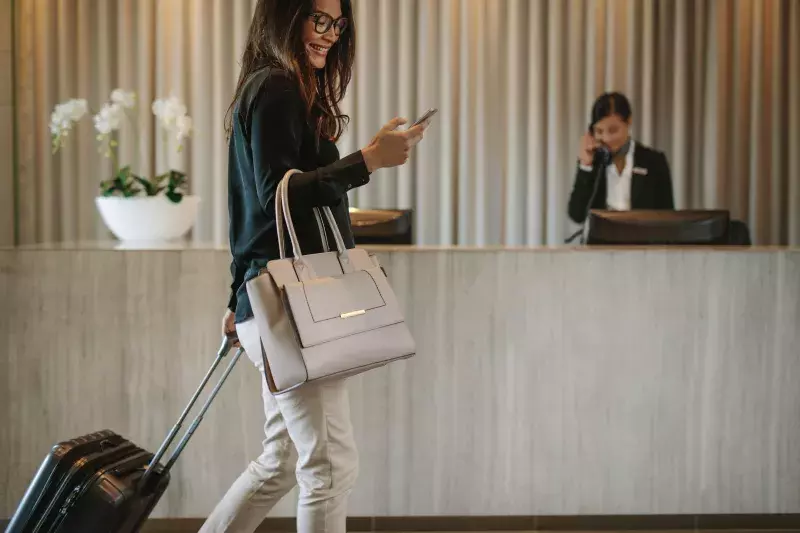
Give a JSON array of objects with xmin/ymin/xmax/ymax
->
[{"xmin": 227, "ymin": 67, "xmax": 371, "ymax": 323}]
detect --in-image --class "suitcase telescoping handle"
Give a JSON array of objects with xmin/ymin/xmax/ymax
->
[{"xmin": 141, "ymin": 335, "xmax": 244, "ymax": 489}]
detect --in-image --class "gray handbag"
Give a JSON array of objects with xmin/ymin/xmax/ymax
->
[{"xmin": 245, "ymin": 169, "xmax": 416, "ymax": 395}]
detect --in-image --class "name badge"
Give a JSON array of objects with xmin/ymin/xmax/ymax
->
[{"xmin": 632, "ymin": 167, "xmax": 648, "ymax": 176}]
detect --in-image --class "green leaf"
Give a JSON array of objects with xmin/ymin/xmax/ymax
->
[
  {"xmin": 123, "ymin": 183, "xmax": 143, "ymax": 197},
  {"xmin": 99, "ymin": 179, "xmax": 117, "ymax": 196},
  {"xmin": 98, "ymin": 166, "xmax": 146, "ymax": 198},
  {"xmin": 169, "ymin": 170, "xmax": 187, "ymax": 185},
  {"xmin": 151, "ymin": 173, "xmax": 169, "ymax": 188},
  {"xmin": 134, "ymin": 176, "xmax": 165, "ymax": 196},
  {"xmin": 165, "ymin": 190, "xmax": 183, "ymax": 203},
  {"xmin": 133, "ymin": 176, "xmax": 152, "ymax": 195},
  {"xmin": 165, "ymin": 170, "xmax": 188, "ymax": 200}
]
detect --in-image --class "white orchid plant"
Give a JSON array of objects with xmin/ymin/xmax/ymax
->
[{"xmin": 49, "ymin": 89, "xmax": 193, "ymax": 203}]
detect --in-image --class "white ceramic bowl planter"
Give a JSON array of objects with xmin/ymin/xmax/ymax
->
[{"xmin": 95, "ymin": 195, "xmax": 200, "ymax": 242}]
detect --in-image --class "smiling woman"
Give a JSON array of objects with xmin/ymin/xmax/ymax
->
[
  {"xmin": 207, "ymin": 0, "xmax": 430, "ymax": 532},
  {"xmin": 303, "ymin": 1, "xmax": 350, "ymax": 69}
]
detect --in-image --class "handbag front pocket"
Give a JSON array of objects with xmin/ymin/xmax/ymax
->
[{"xmin": 281, "ymin": 268, "xmax": 403, "ymax": 348}]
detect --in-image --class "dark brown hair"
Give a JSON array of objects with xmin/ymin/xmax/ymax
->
[
  {"xmin": 590, "ymin": 92, "xmax": 633, "ymax": 130},
  {"xmin": 225, "ymin": 0, "xmax": 355, "ymax": 141}
]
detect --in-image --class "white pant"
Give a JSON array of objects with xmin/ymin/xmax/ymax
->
[{"xmin": 198, "ymin": 319, "xmax": 359, "ymax": 533}]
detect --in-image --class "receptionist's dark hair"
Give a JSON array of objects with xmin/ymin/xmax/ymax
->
[{"xmin": 590, "ymin": 92, "xmax": 632, "ymax": 131}]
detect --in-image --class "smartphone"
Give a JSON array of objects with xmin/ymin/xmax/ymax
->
[{"xmin": 412, "ymin": 108, "xmax": 438, "ymax": 127}]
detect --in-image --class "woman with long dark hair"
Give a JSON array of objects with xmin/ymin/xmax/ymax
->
[{"xmin": 203, "ymin": 1, "xmax": 428, "ymax": 531}]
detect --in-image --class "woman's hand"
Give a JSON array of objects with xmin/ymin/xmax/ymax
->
[
  {"xmin": 361, "ymin": 117, "xmax": 426, "ymax": 173},
  {"xmin": 222, "ymin": 308, "xmax": 240, "ymax": 348},
  {"xmin": 578, "ymin": 131, "xmax": 597, "ymax": 167}
]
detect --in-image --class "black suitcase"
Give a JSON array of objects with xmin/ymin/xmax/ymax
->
[{"xmin": 5, "ymin": 336, "xmax": 243, "ymax": 533}]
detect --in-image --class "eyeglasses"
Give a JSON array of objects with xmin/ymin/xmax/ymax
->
[{"xmin": 308, "ymin": 12, "xmax": 349, "ymax": 36}]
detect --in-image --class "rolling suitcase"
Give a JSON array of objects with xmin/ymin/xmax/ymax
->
[{"xmin": 5, "ymin": 336, "xmax": 243, "ymax": 533}]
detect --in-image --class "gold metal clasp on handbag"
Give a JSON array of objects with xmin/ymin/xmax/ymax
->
[{"xmin": 340, "ymin": 309, "xmax": 366, "ymax": 319}]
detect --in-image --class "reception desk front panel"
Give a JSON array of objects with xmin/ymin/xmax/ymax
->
[{"xmin": 1, "ymin": 245, "xmax": 798, "ymax": 519}]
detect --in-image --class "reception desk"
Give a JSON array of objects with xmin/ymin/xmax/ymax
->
[{"xmin": 1, "ymin": 244, "xmax": 799, "ymax": 523}]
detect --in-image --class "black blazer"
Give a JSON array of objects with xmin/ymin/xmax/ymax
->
[
  {"xmin": 227, "ymin": 67, "xmax": 372, "ymax": 323},
  {"xmin": 567, "ymin": 141, "xmax": 675, "ymax": 224}
]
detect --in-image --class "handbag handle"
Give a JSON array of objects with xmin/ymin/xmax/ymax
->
[
  {"xmin": 275, "ymin": 171, "xmax": 333, "ymax": 258},
  {"xmin": 278, "ymin": 174, "xmax": 348, "ymax": 257},
  {"xmin": 314, "ymin": 209, "xmax": 330, "ymax": 253},
  {"xmin": 275, "ymin": 170, "xmax": 352, "ymax": 276},
  {"xmin": 281, "ymin": 175, "xmax": 348, "ymax": 257}
]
